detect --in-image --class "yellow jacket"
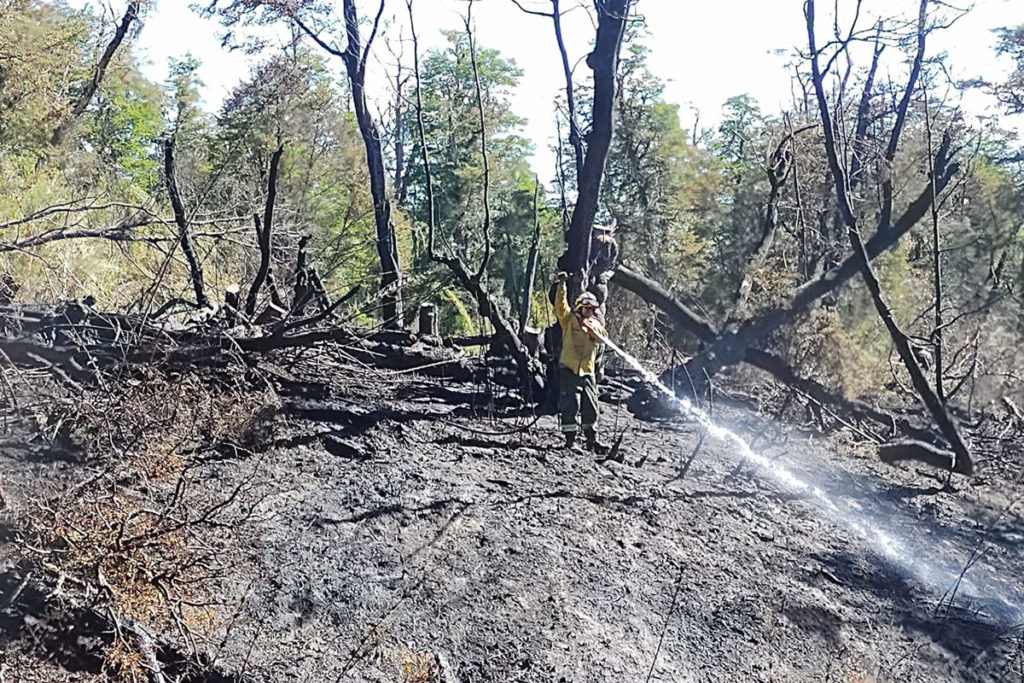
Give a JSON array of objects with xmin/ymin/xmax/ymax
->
[{"xmin": 555, "ymin": 282, "xmax": 606, "ymax": 376}]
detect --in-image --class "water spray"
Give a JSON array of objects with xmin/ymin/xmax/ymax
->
[{"xmin": 591, "ymin": 328, "xmax": 1024, "ymax": 625}]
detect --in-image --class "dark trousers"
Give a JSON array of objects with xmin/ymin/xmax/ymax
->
[{"xmin": 559, "ymin": 366, "xmax": 598, "ymax": 433}]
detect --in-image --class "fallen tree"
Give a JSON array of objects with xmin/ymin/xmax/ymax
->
[{"xmin": 612, "ymin": 266, "xmax": 940, "ymax": 445}]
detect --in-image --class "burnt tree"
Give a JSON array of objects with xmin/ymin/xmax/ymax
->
[
  {"xmin": 290, "ymin": 0, "xmax": 403, "ymax": 329},
  {"xmin": 162, "ymin": 140, "xmax": 209, "ymax": 309},
  {"xmin": 561, "ymin": 0, "xmax": 633, "ymax": 283},
  {"xmin": 245, "ymin": 145, "xmax": 285, "ymax": 318},
  {"xmin": 806, "ymin": 0, "xmax": 971, "ymax": 474},
  {"xmin": 407, "ymin": 0, "xmax": 542, "ymax": 392}
]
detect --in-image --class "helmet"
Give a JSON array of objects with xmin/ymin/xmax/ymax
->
[{"xmin": 574, "ymin": 292, "xmax": 599, "ymax": 310}]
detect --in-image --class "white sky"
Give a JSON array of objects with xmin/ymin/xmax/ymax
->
[{"xmin": 71, "ymin": 0, "xmax": 1024, "ymax": 180}]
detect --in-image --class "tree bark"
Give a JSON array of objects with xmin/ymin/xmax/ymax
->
[
  {"xmin": 51, "ymin": 1, "xmax": 139, "ymax": 146},
  {"xmin": 162, "ymin": 140, "xmax": 209, "ymax": 309}
]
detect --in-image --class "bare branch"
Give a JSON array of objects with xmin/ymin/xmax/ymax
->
[
  {"xmin": 508, "ymin": 0, "xmax": 553, "ymax": 18},
  {"xmin": 465, "ymin": 0, "xmax": 492, "ymax": 281},
  {"xmin": 51, "ymin": 1, "xmax": 140, "ymax": 146}
]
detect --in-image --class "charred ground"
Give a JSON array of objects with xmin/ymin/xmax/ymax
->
[{"xmin": 2, "ymin": 327, "xmax": 1023, "ymax": 682}]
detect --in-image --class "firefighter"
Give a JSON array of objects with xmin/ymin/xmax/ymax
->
[{"xmin": 553, "ymin": 272, "xmax": 608, "ymax": 453}]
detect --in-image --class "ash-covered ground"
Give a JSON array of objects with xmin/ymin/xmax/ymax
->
[{"xmin": 2, "ymin": 345, "xmax": 1023, "ymax": 682}]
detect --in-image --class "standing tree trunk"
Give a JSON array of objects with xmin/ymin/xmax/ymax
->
[
  {"xmin": 245, "ymin": 145, "xmax": 284, "ymax": 318},
  {"xmin": 291, "ymin": 0, "xmax": 402, "ymax": 328},
  {"xmin": 162, "ymin": 140, "xmax": 209, "ymax": 309},
  {"xmin": 341, "ymin": 0, "xmax": 402, "ymax": 328},
  {"xmin": 407, "ymin": 0, "xmax": 542, "ymax": 394},
  {"xmin": 561, "ymin": 0, "xmax": 632, "ymax": 277}
]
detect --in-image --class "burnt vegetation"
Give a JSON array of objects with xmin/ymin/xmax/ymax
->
[{"xmin": 2, "ymin": 0, "xmax": 1024, "ymax": 680}]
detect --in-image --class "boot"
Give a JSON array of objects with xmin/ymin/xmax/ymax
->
[
  {"xmin": 564, "ymin": 431, "xmax": 579, "ymax": 451},
  {"xmin": 584, "ymin": 428, "xmax": 609, "ymax": 455}
]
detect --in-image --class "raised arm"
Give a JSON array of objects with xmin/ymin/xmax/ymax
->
[{"xmin": 554, "ymin": 274, "xmax": 571, "ymax": 325}]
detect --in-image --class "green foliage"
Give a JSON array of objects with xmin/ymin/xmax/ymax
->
[
  {"xmin": 86, "ymin": 62, "xmax": 163, "ymax": 192},
  {"xmin": 400, "ymin": 29, "xmax": 549, "ymax": 334},
  {"xmin": 0, "ymin": 1, "xmax": 91, "ymax": 153},
  {"xmin": 440, "ymin": 287, "xmax": 476, "ymax": 336}
]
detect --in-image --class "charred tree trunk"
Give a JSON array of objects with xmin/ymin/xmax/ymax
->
[
  {"xmin": 341, "ymin": 0, "xmax": 402, "ymax": 328},
  {"xmin": 394, "ymin": 66, "xmax": 408, "ymax": 206},
  {"xmin": 848, "ymin": 27, "xmax": 884, "ymax": 192},
  {"xmin": 162, "ymin": 140, "xmax": 209, "ymax": 309},
  {"xmin": 465, "ymin": 1, "xmax": 492, "ymax": 281},
  {"xmin": 561, "ymin": 0, "xmax": 632, "ymax": 277},
  {"xmin": 925, "ymin": 93, "xmax": 945, "ymax": 403},
  {"xmin": 51, "ymin": 1, "xmax": 139, "ymax": 146},
  {"xmin": 879, "ymin": 0, "xmax": 929, "ymax": 230},
  {"xmin": 245, "ymin": 145, "xmax": 284, "ymax": 318},
  {"xmin": 292, "ymin": 235, "xmax": 313, "ymax": 317},
  {"xmin": 293, "ymin": 1, "xmax": 402, "ymax": 328}
]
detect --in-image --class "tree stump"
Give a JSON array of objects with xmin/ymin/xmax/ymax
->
[{"xmin": 418, "ymin": 303, "xmax": 438, "ymax": 337}]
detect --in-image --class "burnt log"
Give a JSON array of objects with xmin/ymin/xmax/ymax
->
[
  {"xmin": 612, "ymin": 265, "xmax": 941, "ymax": 444},
  {"xmin": 879, "ymin": 440, "xmax": 969, "ymax": 475}
]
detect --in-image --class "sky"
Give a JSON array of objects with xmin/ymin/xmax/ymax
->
[{"xmin": 70, "ymin": 0, "xmax": 1024, "ymax": 180}]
